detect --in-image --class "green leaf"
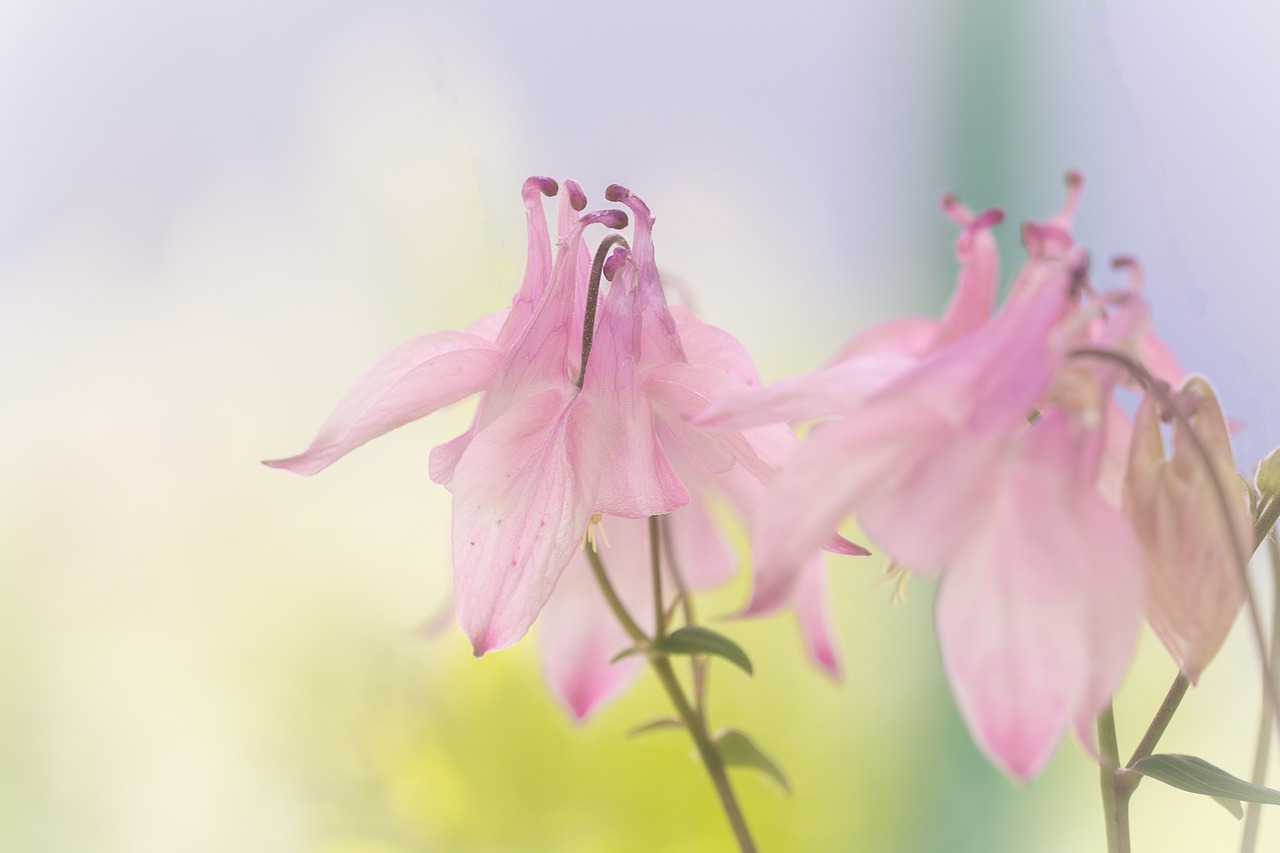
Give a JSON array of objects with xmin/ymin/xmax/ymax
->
[
  {"xmin": 656, "ymin": 626, "xmax": 753, "ymax": 675},
  {"xmin": 715, "ymin": 729, "xmax": 791, "ymax": 795},
  {"xmin": 628, "ymin": 718, "xmax": 683, "ymax": 738},
  {"xmin": 1132, "ymin": 754, "xmax": 1280, "ymax": 806},
  {"xmin": 609, "ymin": 646, "xmax": 646, "ymax": 665},
  {"xmin": 1212, "ymin": 797, "xmax": 1244, "ymax": 820}
]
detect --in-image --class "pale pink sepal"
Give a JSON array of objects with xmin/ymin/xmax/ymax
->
[
  {"xmin": 538, "ymin": 517, "xmax": 652, "ymax": 720},
  {"xmin": 793, "ymin": 555, "xmax": 841, "ymax": 678},
  {"xmin": 935, "ymin": 413, "xmax": 1143, "ymax": 781},
  {"xmin": 748, "ymin": 407, "xmax": 936, "ymax": 607},
  {"xmin": 263, "ymin": 331, "xmax": 501, "ymax": 476},
  {"xmin": 827, "ymin": 316, "xmax": 941, "ymax": 364},
  {"xmin": 696, "ymin": 353, "xmax": 917, "ymax": 429},
  {"xmin": 451, "ymin": 389, "xmax": 602, "ymax": 655},
  {"xmin": 1125, "ymin": 383, "xmax": 1249, "ymax": 683},
  {"xmin": 669, "ymin": 304, "xmax": 761, "ymax": 388},
  {"xmin": 646, "ymin": 361, "xmax": 803, "ymax": 484}
]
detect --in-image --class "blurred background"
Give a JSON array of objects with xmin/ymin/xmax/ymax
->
[{"xmin": 3, "ymin": 0, "xmax": 1279, "ymax": 850}]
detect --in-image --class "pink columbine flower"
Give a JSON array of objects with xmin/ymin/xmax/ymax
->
[
  {"xmin": 1124, "ymin": 376, "xmax": 1250, "ymax": 683},
  {"xmin": 266, "ymin": 177, "xmax": 857, "ymax": 685},
  {"xmin": 701, "ymin": 173, "xmax": 1166, "ymax": 780}
]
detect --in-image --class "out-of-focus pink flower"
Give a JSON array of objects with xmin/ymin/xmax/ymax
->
[
  {"xmin": 1125, "ymin": 377, "xmax": 1250, "ymax": 683},
  {"xmin": 700, "ymin": 173, "xmax": 1167, "ymax": 779},
  {"xmin": 703, "ymin": 196, "xmax": 1004, "ymax": 428}
]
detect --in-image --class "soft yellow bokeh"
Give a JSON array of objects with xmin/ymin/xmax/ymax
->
[{"xmin": 4, "ymin": 3, "xmax": 1279, "ymax": 852}]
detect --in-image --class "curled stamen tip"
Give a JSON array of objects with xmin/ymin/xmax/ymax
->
[
  {"xmin": 586, "ymin": 209, "xmax": 629, "ymax": 230},
  {"xmin": 941, "ymin": 192, "xmax": 973, "ymax": 225},
  {"xmin": 523, "ymin": 176, "xmax": 559, "ymax": 199},
  {"xmin": 565, "ymin": 179, "xmax": 587, "ymax": 211},
  {"xmin": 602, "ymin": 246, "xmax": 628, "ymax": 281},
  {"xmin": 1111, "ymin": 255, "xmax": 1144, "ymax": 292},
  {"xmin": 974, "ymin": 207, "xmax": 1005, "ymax": 229},
  {"xmin": 1064, "ymin": 169, "xmax": 1084, "ymax": 189},
  {"xmin": 605, "ymin": 184, "xmax": 631, "ymax": 202}
]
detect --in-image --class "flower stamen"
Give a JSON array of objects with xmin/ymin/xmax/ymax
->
[
  {"xmin": 874, "ymin": 561, "xmax": 911, "ymax": 605},
  {"xmin": 577, "ymin": 232, "xmax": 631, "ymax": 390},
  {"xmin": 583, "ymin": 512, "xmax": 612, "ymax": 552}
]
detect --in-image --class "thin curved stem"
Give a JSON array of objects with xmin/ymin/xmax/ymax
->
[
  {"xmin": 1126, "ymin": 675, "xmax": 1191, "ymax": 769},
  {"xmin": 1242, "ymin": 535, "xmax": 1280, "ymax": 853},
  {"xmin": 650, "ymin": 515, "xmax": 667, "ymax": 640},
  {"xmin": 1098, "ymin": 704, "xmax": 1132, "ymax": 853},
  {"xmin": 1071, "ymin": 346, "xmax": 1280, "ymax": 738},
  {"xmin": 659, "ymin": 514, "xmax": 709, "ymax": 713},
  {"xmin": 585, "ymin": 541, "xmax": 758, "ymax": 853}
]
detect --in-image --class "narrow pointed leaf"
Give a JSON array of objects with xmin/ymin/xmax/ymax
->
[
  {"xmin": 1131, "ymin": 754, "xmax": 1280, "ymax": 806},
  {"xmin": 715, "ymin": 729, "xmax": 791, "ymax": 795},
  {"xmin": 1212, "ymin": 797, "xmax": 1244, "ymax": 820},
  {"xmin": 610, "ymin": 646, "xmax": 647, "ymax": 665},
  {"xmin": 628, "ymin": 718, "xmax": 683, "ymax": 738},
  {"xmin": 657, "ymin": 626, "xmax": 753, "ymax": 675}
]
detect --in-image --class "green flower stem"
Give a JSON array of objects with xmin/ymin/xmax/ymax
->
[
  {"xmin": 650, "ymin": 515, "xmax": 667, "ymax": 641},
  {"xmin": 585, "ymin": 543, "xmax": 648, "ymax": 646},
  {"xmin": 1098, "ymin": 704, "xmax": 1132, "ymax": 853},
  {"xmin": 648, "ymin": 653, "xmax": 759, "ymax": 853},
  {"xmin": 1241, "ymin": 536, "xmax": 1280, "ymax": 853},
  {"xmin": 659, "ymin": 515, "xmax": 710, "ymax": 713},
  {"xmin": 1126, "ymin": 674, "xmax": 1191, "ymax": 771},
  {"xmin": 584, "ymin": 543, "xmax": 759, "ymax": 853}
]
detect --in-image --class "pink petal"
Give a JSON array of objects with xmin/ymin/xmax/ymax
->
[
  {"xmin": 428, "ymin": 429, "xmax": 472, "ymax": 489},
  {"xmin": 697, "ymin": 353, "xmax": 918, "ymax": 429},
  {"xmin": 452, "ymin": 390, "xmax": 601, "ymax": 655},
  {"xmin": 494, "ymin": 177, "xmax": 558, "ymax": 351},
  {"xmin": 749, "ymin": 407, "xmax": 932, "ymax": 611},
  {"xmin": 707, "ymin": 464, "xmax": 856, "ymax": 668},
  {"xmin": 605, "ymin": 185, "xmax": 688, "ymax": 369},
  {"xmin": 664, "ymin": 491, "xmax": 738, "ymax": 589},
  {"xmin": 647, "ymin": 361, "xmax": 797, "ymax": 483},
  {"xmin": 263, "ymin": 331, "xmax": 501, "ymax": 476},
  {"xmin": 479, "ymin": 207, "xmax": 622, "ymax": 430},
  {"xmin": 466, "ymin": 309, "xmax": 509, "ymax": 345},
  {"xmin": 934, "ymin": 201, "xmax": 1003, "ymax": 348},
  {"xmin": 793, "ymin": 555, "xmax": 841, "ymax": 678},
  {"xmin": 855, "ymin": 422, "xmax": 1005, "ymax": 573},
  {"xmin": 583, "ymin": 265, "xmax": 689, "ymax": 518},
  {"xmin": 827, "ymin": 316, "xmax": 940, "ymax": 363},
  {"xmin": 935, "ymin": 413, "xmax": 1142, "ymax": 781},
  {"xmin": 670, "ymin": 304, "xmax": 761, "ymax": 387},
  {"xmin": 1070, "ymin": 485, "xmax": 1146, "ymax": 755},
  {"xmin": 538, "ymin": 517, "xmax": 652, "ymax": 720},
  {"xmin": 558, "ymin": 182, "xmax": 596, "ymax": 369}
]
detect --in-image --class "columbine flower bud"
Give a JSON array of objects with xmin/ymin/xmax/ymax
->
[
  {"xmin": 1124, "ymin": 376, "xmax": 1251, "ymax": 683},
  {"xmin": 1255, "ymin": 445, "xmax": 1280, "ymax": 500}
]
